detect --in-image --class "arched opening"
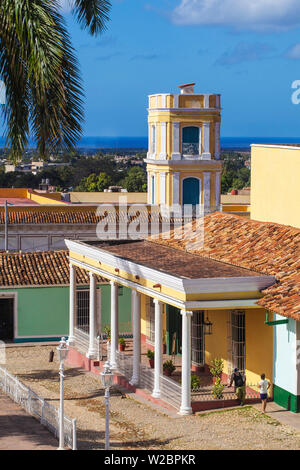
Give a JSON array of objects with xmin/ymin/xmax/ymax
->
[
  {"xmin": 182, "ymin": 126, "xmax": 200, "ymax": 156},
  {"xmin": 183, "ymin": 177, "xmax": 200, "ymax": 206}
]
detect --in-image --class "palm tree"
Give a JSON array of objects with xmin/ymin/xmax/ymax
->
[{"xmin": 0, "ymin": 0, "xmax": 111, "ymax": 162}]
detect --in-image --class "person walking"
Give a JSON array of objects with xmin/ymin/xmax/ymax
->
[
  {"xmin": 259, "ymin": 373, "xmax": 271, "ymax": 414},
  {"xmin": 229, "ymin": 368, "xmax": 246, "ymax": 406}
]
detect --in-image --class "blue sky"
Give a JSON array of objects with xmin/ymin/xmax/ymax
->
[{"xmin": 6, "ymin": 0, "xmax": 300, "ymax": 139}]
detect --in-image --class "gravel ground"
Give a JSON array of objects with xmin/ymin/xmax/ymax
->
[{"xmin": 4, "ymin": 345, "xmax": 300, "ymax": 450}]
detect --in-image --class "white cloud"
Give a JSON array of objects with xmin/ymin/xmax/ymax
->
[
  {"xmin": 172, "ymin": 0, "xmax": 300, "ymax": 31},
  {"xmin": 216, "ymin": 42, "xmax": 274, "ymax": 65},
  {"xmin": 58, "ymin": 0, "xmax": 74, "ymax": 13},
  {"xmin": 286, "ymin": 43, "xmax": 300, "ymax": 59}
]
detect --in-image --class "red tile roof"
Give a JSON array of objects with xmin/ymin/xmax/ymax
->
[
  {"xmin": 150, "ymin": 212, "xmax": 300, "ymax": 319},
  {"xmin": 0, "ymin": 251, "xmax": 107, "ymax": 287},
  {"xmin": 0, "ymin": 208, "xmax": 166, "ymax": 225},
  {"xmin": 0, "ymin": 210, "xmax": 100, "ymax": 225}
]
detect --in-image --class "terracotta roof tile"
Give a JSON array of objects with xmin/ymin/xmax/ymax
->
[
  {"xmin": 0, "ymin": 208, "xmax": 166, "ymax": 225},
  {"xmin": 150, "ymin": 212, "xmax": 300, "ymax": 319},
  {"xmin": 0, "ymin": 250, "xmax": 107, "ymax": 287}
]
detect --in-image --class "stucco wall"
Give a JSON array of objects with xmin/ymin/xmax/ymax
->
[
  {"xmin": 0, "ymin": 284, "xmax": 132, "ymax": 341},
  {"xmin": 251, "ymin": 145, "xmax": 300, "ymax": 228},
  {"xmin": 245, "ymin": 308, "xmax": 273, "ymax": 389}
]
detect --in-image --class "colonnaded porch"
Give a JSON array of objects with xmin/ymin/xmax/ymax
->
[{"xmin": 66, "ymin": 263, "xmax": 262, "ymax": 414}]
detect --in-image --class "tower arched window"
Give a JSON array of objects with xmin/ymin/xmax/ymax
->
[{"xmin": 182, "ymin": 126, "xmax": 200, "ymax": 156}]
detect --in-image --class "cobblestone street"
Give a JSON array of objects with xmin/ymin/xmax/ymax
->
[{"xmin": 3, "ymin": 345, "xmax": 300, "ymax": 450}]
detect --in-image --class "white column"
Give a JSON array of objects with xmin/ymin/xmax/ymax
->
[
  {"xmin": 147, "ymin": 125, "xmax": 152, "ymax": 159},
  {"xmin": 159, "ymin": 122, "xmax": 167, "ymax": 159},
  {"xmin": 202, "ymin": 122, "xmax": 211, "ymax": 160},
  {"xmin": 130, "ymin": 290, "xmax": 141, "ymax": 385},
  {"xmin": 215, "ymin": 172, "xmax": 221, "ymax": 210},
  {"xmin": 68, "ymin": 264, "xmax": 76, "ymax": 345},
  {"xmin": 173, "ymin": 94, "xmax": 179, "ymax": 108},
  {"xmin": 152, "ymin": 299, "xmax": 163, "ymax": 398},
  {"xmin": 215, "ymin": 122, "xmax": 220, "ymax": 160},
  {"xmin": 110, "ymin": 281, "xmax": 119, "ymax": 369},
  {"xmin": 180, "ymin": 310, "xmax": 193, "ymax": 415},
  {"xmin": 172, "ymin": 172, "xmax": 180, "ymax": 206},
  {"xmin": 160, "ymin": 172, "xmax": 166, "ymax": 206},
  {"xmin": 204, "ymin": 94, "xmax": 210, "ymax": 108},
  {"xmin": 86, "ymin": 272, "xmax": 97, "ymax": 358},
  {"xmin": 147, "ymin": 172, "xmax": 151, "ymax": 204},
  {"xmin": 171, "ymin": 122, "xmax": 181, "ymax": 160},
  {"xmin": 203, "ymin": 172, "xmax": 211, "ymax": 213}
]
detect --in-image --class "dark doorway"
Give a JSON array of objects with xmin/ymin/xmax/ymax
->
[
  {"xmin": 166, "ymin": 305, "xmax": 182, "ymax": 355},
  {"xmin": 0, "ymin": 299, "xmax": 14, "ymax": 341}
]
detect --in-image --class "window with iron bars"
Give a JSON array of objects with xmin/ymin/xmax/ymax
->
[
  {"xmin": 231, "ymin": 310, "xmax": 246, "ymax": 373},
  {"xmin": 76, "ymin": 289, "xmax": 89, "ymax": 333},
  {"xmin": 191, "ymin": 311, "xmax": 205, "ymax": 365}
]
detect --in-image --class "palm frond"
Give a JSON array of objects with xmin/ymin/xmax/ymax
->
[
  {"xmin": 71, "ymin": 0, "xmax": 111, "ymax": 36},
  {"xmin": 0, "ymin": 0, "xmax": 84, "ymax": 162}
]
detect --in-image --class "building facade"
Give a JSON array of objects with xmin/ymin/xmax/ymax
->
[
  {"xmin": 145, "ymin": 83, "xmax": 222, "ymax": 212},
  {"xmin": 0, "ymin": 251, "xmax": 132, "ymax": 343}
]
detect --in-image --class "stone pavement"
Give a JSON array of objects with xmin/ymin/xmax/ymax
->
[
  {"xmin": 0, "ymin": 393, "xmax": 58, "ymax": 450},
  {"xmin": 253, "ymin": 401, "xmax": 300, "ymax": 431}
]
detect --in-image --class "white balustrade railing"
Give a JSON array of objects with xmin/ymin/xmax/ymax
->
[
  {"xmin": 0, "ymin": 366, "xmax": 77, "ymax": 450},
  {"xmin": 115, "ymin": 351, "xmax": 182, "ymax": 411}
]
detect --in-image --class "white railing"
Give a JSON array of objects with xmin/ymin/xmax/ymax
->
[
  {"xmin": 74, "ymin": 327, "xmax": 104, "ymax": 361},
  {"xmin": 0, "ymin": 366, "xmax": 77, "ymax": 450},
  {"xmin": 160, "ymin": 373, "xmax": 181, "ymax": 409},
  {"xmin": 115, "ymin": 351, "xmax": 182, "ymax": 411}
]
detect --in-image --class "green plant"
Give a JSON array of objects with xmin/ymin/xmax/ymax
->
[
  {"xmin": 146, "ymin": 349, "xmax": 154, "ymax": 360},
  {"xmin": 209, "ymin": 358, "xmax": 224, "ymax": 378},
  {"xmin": 118, "ymin": 337, "xmax": 125, "ymax": 346},
  {"xmin": 163, "ymin": 360, "xmax": 176, "ymax": 374},
  {"xmin": 103, "ymin": 326, "xmax": 110, "ymax": 340},
  {"xmin": 212, "ymin": 377, "xmax": 224, "ymax": 399},
  {"xmin": 191, "ymin": 375, "xmax": 201, "ymax": 391}
]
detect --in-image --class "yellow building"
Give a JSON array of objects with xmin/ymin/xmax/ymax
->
[
  {"xmin": 145, "ymin": 83, "xmax": 222, "ymax": 212},
  {"xmin": 251, "ymin": 144, "xmax": 300, "ymax": 228}
]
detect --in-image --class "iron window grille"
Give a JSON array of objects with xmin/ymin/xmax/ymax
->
[
  {"xmin": 231, "ymin": 310, "xmax": 246, "ymax": 373},
  {"xmin": 76, "ymin": 289, "xmax": 89, "ymax": 333},
  {"xmin": 191, "ymin": 311, "xmax": 205, "ymax": 365}
]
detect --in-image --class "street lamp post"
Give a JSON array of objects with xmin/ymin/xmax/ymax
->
[
  {"xmin": 100, "ymin": 361, "xmax": 114, "ymax": 450},
  {"xmin": 57, "ymin": 337, "xmax": 69, "ymax": 450}
]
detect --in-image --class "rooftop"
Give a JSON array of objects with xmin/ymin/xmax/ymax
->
[
  {"xmin": 150, "ymin": 212, "xmax": 300, "ymax": 319},
  {"xmin": 0, "ymin": 250, "xmax": 107, "ymax": 287},
  {"xmin": 89, "ymin": 240, "xmax": 261, "ymax": 280}
]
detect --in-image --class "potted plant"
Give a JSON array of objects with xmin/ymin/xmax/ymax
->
[
  {"xmin": 163, "ymin": 360, "xmax": 176, "ymax": 376},
  {"xmin": 191, "ymin": 375, "xmax": 201, "ymax": 392},
  {"xmin": 118, "ymin": 337, "xmax": 126, "ymax": 352},
  {"xmin": 209, "ymin": 358, "xmax": 224, "ymax": 399},
  {"xmin": 103, "ymin": 326, "xmax": 111, "ymax": 343},
  {"xmin": 146, "ymin": 349, "xmax": 154, "ymax": 368},
  {"xmin": 162, "ymin": 330, "xmax": 167, "ymax": 354}
]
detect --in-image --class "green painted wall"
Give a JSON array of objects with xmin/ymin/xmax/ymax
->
[
  {"xmin": 101, "ymin": 285, "xmax": 132, "ymax": 335},
  {"xmin": 1, "ymin": 284, "xmax": 132, "ymax": 341},
  {"xmin": 273, "ymin": 384, "xmax": 300, "ymax": 413},
  {"xmin": 1, "ymin": 287, "xmax": 69, "ymax": 339}
]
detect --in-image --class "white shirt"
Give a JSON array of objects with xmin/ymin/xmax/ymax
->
[{"xmin": 259, "ymin": 379, "xmax": 268, "ymax": 394}]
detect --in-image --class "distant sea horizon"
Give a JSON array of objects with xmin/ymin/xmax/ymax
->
[{"xmin": 0, "ymin": 136, "xmax": 300, "ymax": 150}]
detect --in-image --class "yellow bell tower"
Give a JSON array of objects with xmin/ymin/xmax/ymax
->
[{"xmin": 145, "ymin": 83, "xmax": 222, "ymax": 212}]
